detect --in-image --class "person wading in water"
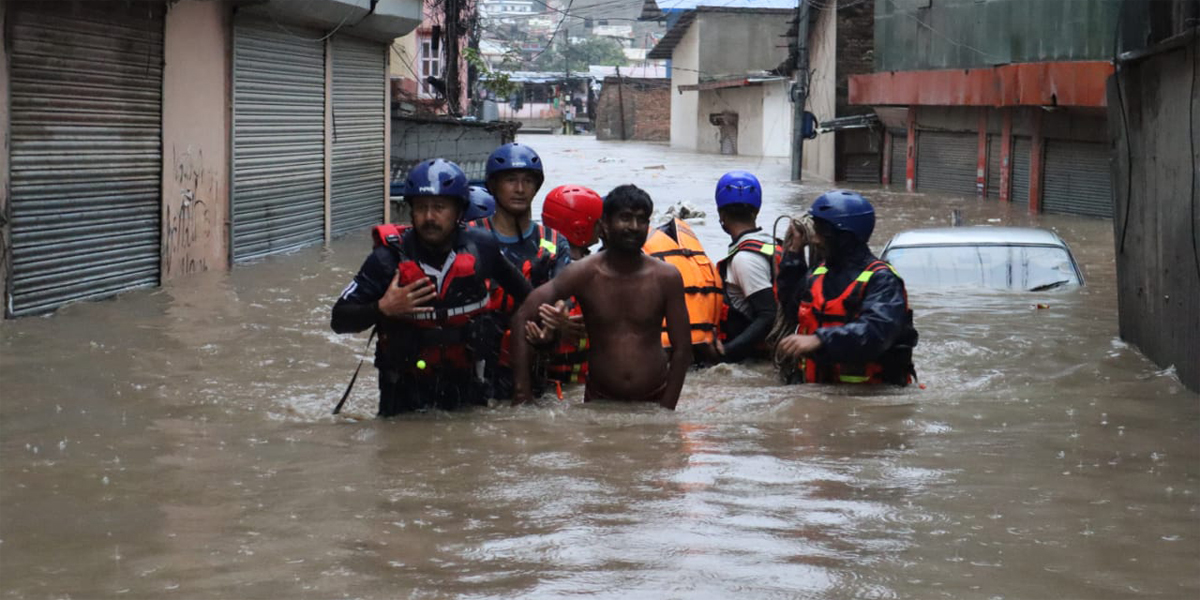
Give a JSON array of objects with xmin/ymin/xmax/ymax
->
[{"xmin": 509, "ymin": 185, "xmax": 693, "ymax": 409}]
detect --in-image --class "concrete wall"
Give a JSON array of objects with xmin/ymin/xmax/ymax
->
[
  {"xmin": 803, "ymin": 1, "xmax": 837, "ymax": 182},
  {"xmin": 760, "ymin": 81, "xmax": 793, "ymax": 158},
  {"xmin": 697, "ymin": 86, "xmax": 762, "ymax": 155},
  {"xmin": 669, "ymin": 20, "xmax": 700, "ymax": 150},
  {"xmin": 1107, "ymin": 36, "xmax": 1200, "ymax": 393},
  {"xmin": 391, "ymin": 116, "xmax": 515, "ymax": 184},
  {"xmin": 161, "ymin": 0, "xmax": 231, "ymax": 279},
  {"xmin": 696, "ymin": 11, "xmax": 792, "ymax": 80},
  {"xmin": 0, "ymin": 0, "xmax": 9, "ymax": 305}
]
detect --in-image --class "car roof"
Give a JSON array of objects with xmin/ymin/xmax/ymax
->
[{"xmin": 883, "ymin": 226, "xmax": 1069, "ymax": 249}]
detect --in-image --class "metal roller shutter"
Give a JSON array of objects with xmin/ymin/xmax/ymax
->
[
  {"xmin": 232, "ymin": 16, "xmax": 326, "ymax": 262},
  {"xmin": 845, "ymin": 153, "xmax": 881, "ymax": 184},
  {"xmin": 890, "ymin": 132, "xmax": 907, "ymax": 187},
  {"xmin": 330, "ymin": 35, "xmax": 386, "ymax": 237},
  {"xmin": 916, "ymin": 131, "xmax": 978, "ymax": 195},
  {"xmin": 1043, "ymin": 140, "xmax": 1113, "ymax": 218},
  {"xmin": 987, "ymin": 134, "xmax": 1003, "ymax": 199},
  {"xmin": 1011, "ymin": 136, "xmax": 1032, "ymax": 207},
  {"xmin": 8, "ymin": 1, "xmax": 163, "ymax": 317}
]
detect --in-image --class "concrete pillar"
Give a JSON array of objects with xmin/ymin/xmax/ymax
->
[
  {"xmin": 999, "ymin": 109, "xmax": 1013, "ymax": 203},
  {"xmin": 976, "ymin": 108, "xmax": 988, "ymax": 197},
  {"xmin": 905, "ymin": 107, "xmax": 917, "ymax": 192},
  {"xmin": 1030, "ymin": 108, "xmax": 1044, "ymax": 213},
  {"xmin": 881, "ymin": 129, "xmax": 892, "ymax": 186},
  {"xmin": 160, "ymin": 0, "xmax": 232, "ymax": 278}
]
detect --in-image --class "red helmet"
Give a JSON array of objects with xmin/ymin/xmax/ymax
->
[{"xmin": 542, "ymin": 185, "xmax": 604, "ymax": 247}]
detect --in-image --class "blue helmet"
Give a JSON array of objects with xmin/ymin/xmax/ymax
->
[
  {"xmin": 463, "ymin": 185, "xmax": 496, "ymax": 222},
  {"xmin": 715, "ymin": 171, "xmax": 762, "ymax": 210},
  {"xmin": 808, "ymin": 190, "xmax": 875, "ymax": 243},
  {"xmin": 485, "ymin": 142, "xmax": 545, "ymax": 189},
  {"xmin": 404, "ymin": 158, "xmax": 470, "ymax": 209}
]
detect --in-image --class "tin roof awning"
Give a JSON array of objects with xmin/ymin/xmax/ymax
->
[{"xmin": 677, "ymin": 75, "xmax": 787, "ymax": 92}]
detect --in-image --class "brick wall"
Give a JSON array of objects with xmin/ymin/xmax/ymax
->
[
  {"xmin": 836, "ymin": 0, "xmax": 874, "ymax": 117},
  {"xmin": 595, "ymin": 77, "xmax": 671, "ymax": 142}
]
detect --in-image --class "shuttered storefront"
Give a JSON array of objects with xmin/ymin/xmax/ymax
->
[
  {"xmin": 330, "ymin": 35, "xmax": 387, "ymax": 237},
  {"xmin": 845, "ymin": 153, "xmax": 881, "ymax": 184},
  {"xmin": 1042, "ymin": 140, "xmax": 1113, "ymax": 218},
  {"xmin": 232, "ymin": 16, "xmax": 326, "ymax": 262},
  {"xmin": 889, "ymin": 132, "xmax": 907, "ymax": 187},
  {"xmin": 7, "ymin": 2, "xmax": 164, "ymax": 316},
  {"xmin": 915, "ymin": 131, "xmax": 977, "ymax": 195},
  {"xmin": 1011, "ymin": 136, "xmax": 1032, "ymax": 207},
  {"xmin": 986, "ymin": 134, "xmax": 1003, "ymax": 199}
]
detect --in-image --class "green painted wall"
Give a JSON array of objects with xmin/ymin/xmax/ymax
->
[{"xmin": 875, "ymin": 0, "xmax": 1120, "ymax": 72}]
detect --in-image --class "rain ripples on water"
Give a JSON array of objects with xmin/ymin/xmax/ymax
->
[{"xmin": 1, "ymin": 136, "xmax": 1197, "ymax": 599}]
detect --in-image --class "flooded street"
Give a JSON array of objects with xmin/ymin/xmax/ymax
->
[{"xmin": 2, "ymin": 135, "xmax": 1197, "ymax": 599}]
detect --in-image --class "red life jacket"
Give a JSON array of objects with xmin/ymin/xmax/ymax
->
[
  {"xmin": 375, "ymin": 227, "xmax": 493, "ymax": 374},
  {"xmin": 716, "ymin": 234, "xmax": 781, "ymax": 344},
  {"xmin": 468, "ymin": 217, "xmax": 562, "ymax": 314},
  {"xmin": 795, "ymin": 260, "xmax": 913, "ymax": 385},
  {"xmin": 545, "ymin": 300, "xmax": 588, "ymax": 384}
]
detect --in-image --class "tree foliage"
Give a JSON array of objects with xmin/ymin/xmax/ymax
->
[{"xmin": 533, "ymin": 37, "xmax": 627, "ymax": 73}]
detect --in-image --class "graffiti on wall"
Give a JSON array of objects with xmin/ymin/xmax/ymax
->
[{"xmin": 164, "ymin": 144, "xmax": 220, "ymax": 278}]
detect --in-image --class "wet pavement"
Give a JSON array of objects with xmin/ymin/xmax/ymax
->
[{"xmin": 1, "ymin": 135, "xmax": 1197, "ymax": 599}]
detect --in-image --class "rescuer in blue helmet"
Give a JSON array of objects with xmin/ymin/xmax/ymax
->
[
  {"xmin": 331, "ymin": 159, "xmax": 532, "ymax": 416},
  {"xmin": 464, "ymin": 185, "xmax": 496, "ymax": 222},
  {"xmin": 712, "ymin": 170, "xmax": 779, "ymax": 363},
  {"xmin": 775, "ymin": 190, "xmax": 919, "ymax": 386},
  {"xmin": 468, "ymin": 142, "xmax": 572, "ymax": 400}
]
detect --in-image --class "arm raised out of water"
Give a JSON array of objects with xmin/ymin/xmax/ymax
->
[
  {"xmin": 510, "ymin": 261, "xmax": 587, "ymax": 405},
  {"xmin": 659, "ymin": 265, "xmax": 692, "ymax": 410}
]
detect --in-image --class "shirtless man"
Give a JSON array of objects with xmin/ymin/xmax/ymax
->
[{"xmin": 510, "ymin": 185, "xmax": 692, "ymax": 410}]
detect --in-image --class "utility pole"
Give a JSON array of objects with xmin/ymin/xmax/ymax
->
[
  {"xmin": 445, "ymin": 0, "xmax": 461, "ymax": 115},
  {"xmin": 791, "ymin": 0, "xmax": 810, "ymax": 181},
  {"xmin": 615, "ymin": 64, "xmax": 627, "ymax": 140}
]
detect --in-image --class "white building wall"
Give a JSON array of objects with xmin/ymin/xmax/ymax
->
[
  {"xmin": 697, "ymin": 86, "xmax": 762, "ymax": 155},
  {"xmin": 801, "ymin": 2, "xmax": 836, "ymax": 181},
  {"xmin": 760, "ymin": 81, "xmax": 793, "ymax": 158},
  {"xmin": 669, "ymin": 22, "xmax": 700, "ymax": 150}
]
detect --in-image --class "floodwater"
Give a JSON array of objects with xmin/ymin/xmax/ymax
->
[{"xmin": 2, "ymin": 135, "xmax": 1197, "ymax": 600}]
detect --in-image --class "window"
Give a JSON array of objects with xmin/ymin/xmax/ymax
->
[{"xmin": 419, "ymin": 37, "xmax": 443, "ymax": 97}]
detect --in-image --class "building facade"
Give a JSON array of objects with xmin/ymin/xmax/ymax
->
[
  {"xmin": 0, "ymin": 0, "xmax": 420, "ymax": 317},
  {"xmin": 849, "ymin": 0, "xmax": 1119, "ymax": 217},
  {"xmin": 649, "ymin": 6, "xmax": 795, "ymax": 158}
]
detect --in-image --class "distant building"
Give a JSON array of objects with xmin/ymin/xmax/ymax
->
[
  {"xmin": 850, "ymin": 0, "xmax": 1120, "ymax": 217},
  {"xmin": 391, "ymin": 0, "xmax": 470, "ymax": 115},
  {"xmin": 647, "ymin": 5, "xmax": 794, "ymax": 157}
]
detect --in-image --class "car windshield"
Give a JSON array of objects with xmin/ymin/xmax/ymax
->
[{"xmin": 883, "ymin": 244, "xmax": 1081, "ymax": 290}]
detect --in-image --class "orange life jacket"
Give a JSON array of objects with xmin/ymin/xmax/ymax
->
[
  {"xmin": 795, "ymin": 260, "xmax": 914, "ymax": 385},
  {"xmin": 643, "ymin": 219, "xmax": 723, "ymax": 347}
]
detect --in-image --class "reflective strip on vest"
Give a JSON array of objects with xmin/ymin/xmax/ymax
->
[
  {"xmin": 539, "ymin": 238, "xmax": 557, "ymax": 255},
  {"xmin": 839, "ymin": 374, "xmax": 872, "ymax": 383},
  {"xmin": 407, "ymin": 297, "xmax": 490, "ymax": 321}
]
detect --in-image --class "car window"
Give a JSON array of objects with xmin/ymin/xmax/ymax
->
[{"xmin": 883, "ymin": 245, "xmax": 1081, "ymax": 290}]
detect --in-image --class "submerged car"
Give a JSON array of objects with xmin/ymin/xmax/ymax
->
[{"xmin": 879, "ymin": 226, "xmax": 1084, "ymax": 291}]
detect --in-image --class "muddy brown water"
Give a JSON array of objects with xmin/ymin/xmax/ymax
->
[{"xmin": 2, "ymin": 136, "xmax": 1197, "ymax": 599}]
